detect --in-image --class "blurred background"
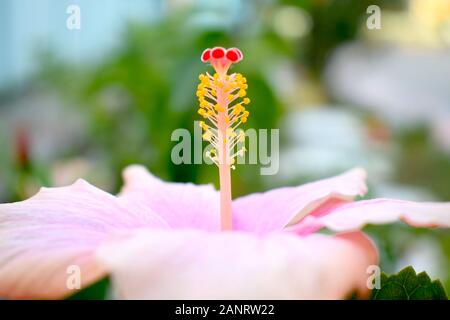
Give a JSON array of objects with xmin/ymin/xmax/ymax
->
[{"xmin": 0, "ymin": 0, "xmax": 449, "ymax": 294}]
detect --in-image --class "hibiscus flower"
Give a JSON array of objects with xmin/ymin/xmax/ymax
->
[{"xmin": 0, "ymin": 47, "xmax": 448, "ymax": 300}]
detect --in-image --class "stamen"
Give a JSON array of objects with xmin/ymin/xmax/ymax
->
[{"xmin": 196, "ymin": 47, "xmax": 249, "ymax": 231}]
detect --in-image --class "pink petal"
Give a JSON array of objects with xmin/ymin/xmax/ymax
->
[
  {"xmin": 232, "ymin": 168, "xmax": 367, "ymax": 234},
  {"xmin": 0, "ymin": 179, "xmax": 167, "ymax": 299},
  {"xmin": 97, "ymin": 230, "xmax": 378, "ymax": 299},
  {"xmin": 300, "ymin": 198, "xmax": 450, "ymax": 233},
  {"xmin": 119, "ymin": 165, "xmax": 220, "ymax": 231}
]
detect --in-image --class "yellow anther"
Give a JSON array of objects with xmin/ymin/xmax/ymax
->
[
  {"xmin": 199, "ymin": 121, "xmax": 209, "ymax": 130},
  {"xmin": 241, "ymin": 117, "xmax": 247, "ymax": 123},
  {"xmin": 201, "ymin": 78, "xmax": 209, "ymax": 86},
  {"xmin": 233, "ymin": 103, "xmax": 243, "ymax": 113},
  {"xmin": 226, "ymin": 128, "xmax": 236, "ymax": 137},
  {"xmin": 214, "ymin": 73, "xmax": 219, "ymax": 79},
  {"xmin": 203, "ymin": 131, "xmax": 212, "ymax": 141},
  {"xmin": 238, "ymin": 89, "xmax": 246, "ymax": 97},
  {"xmin": 243, "ymin": 98, "xmax": 250, "ymax": 104},
  {"xmin": 198, "ymin": 109, "xmax": 206, "ymax": 116},
  {"xmin": 214, "ymin": 104, "xmax": 224, "ymax": 112}
]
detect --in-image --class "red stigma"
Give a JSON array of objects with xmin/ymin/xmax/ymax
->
[
  {"xmin": 211, "ymin": 47, "xmax": 225, "ymax": 59},
  {"xmin": 201, "ymin": 47, "xmax": 244, "ymax": 70},
  {"xmin": 226, "ymin": 49, "xmax": 239, "ymax": 62},
  {"xmin": 201, "ymin": 49, "xmax": 211, "ymax": 62}
]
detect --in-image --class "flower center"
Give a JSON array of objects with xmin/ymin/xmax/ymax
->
[{"xmin": 196, "ymin": 47, "xmax": 250, "ymax": 231}]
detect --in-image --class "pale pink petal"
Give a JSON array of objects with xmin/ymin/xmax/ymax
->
[
  {"xmin": 232, "ymin": 168, "xmax": 367, "ymax": 234},
  {"xmin": 295, "ymin": 199, "xmax": 450, "ymax": 233},
  {"xmin": 97, "ymin": 230, "xmax": 378, "ymax": 299},
  {"xmin": 0, "ymin": 179, "xmax": 167, "ymax": 299},
  {"xmin": 119, "ymin": 165, "xmax": 220, "ymax": 231}
]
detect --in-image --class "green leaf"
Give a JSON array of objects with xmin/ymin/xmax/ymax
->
[
  {"xmin": 371, "ymin": 266, "xmax": 448, "ymax": 300},
  {"xmin": 67, "ymin": 277, "xmax": 110, "ymax": 300}
]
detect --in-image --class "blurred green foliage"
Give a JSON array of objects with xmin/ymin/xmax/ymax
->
[
  {"xmin": 281, "ymin": 0, "xmax": 404, "ymax": 74},
  {"xmin": 38, "ymin": 10, "xmax": 287, "ymax": 196},
  {"xmin": 5, "ymin": 0, "xmax": 407, "ymax": 196},
  {"xmin": 35, "ymin": 1, "xmax": 405, "ymax": 193},
  {"xmin": 396, "ymin": 127, "xmax": 450, "ymax": 200}
]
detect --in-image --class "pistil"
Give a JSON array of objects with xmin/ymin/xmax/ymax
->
[{"xmin": 196, "ymin": 47, "xmax": 249, "ymax": 231}]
